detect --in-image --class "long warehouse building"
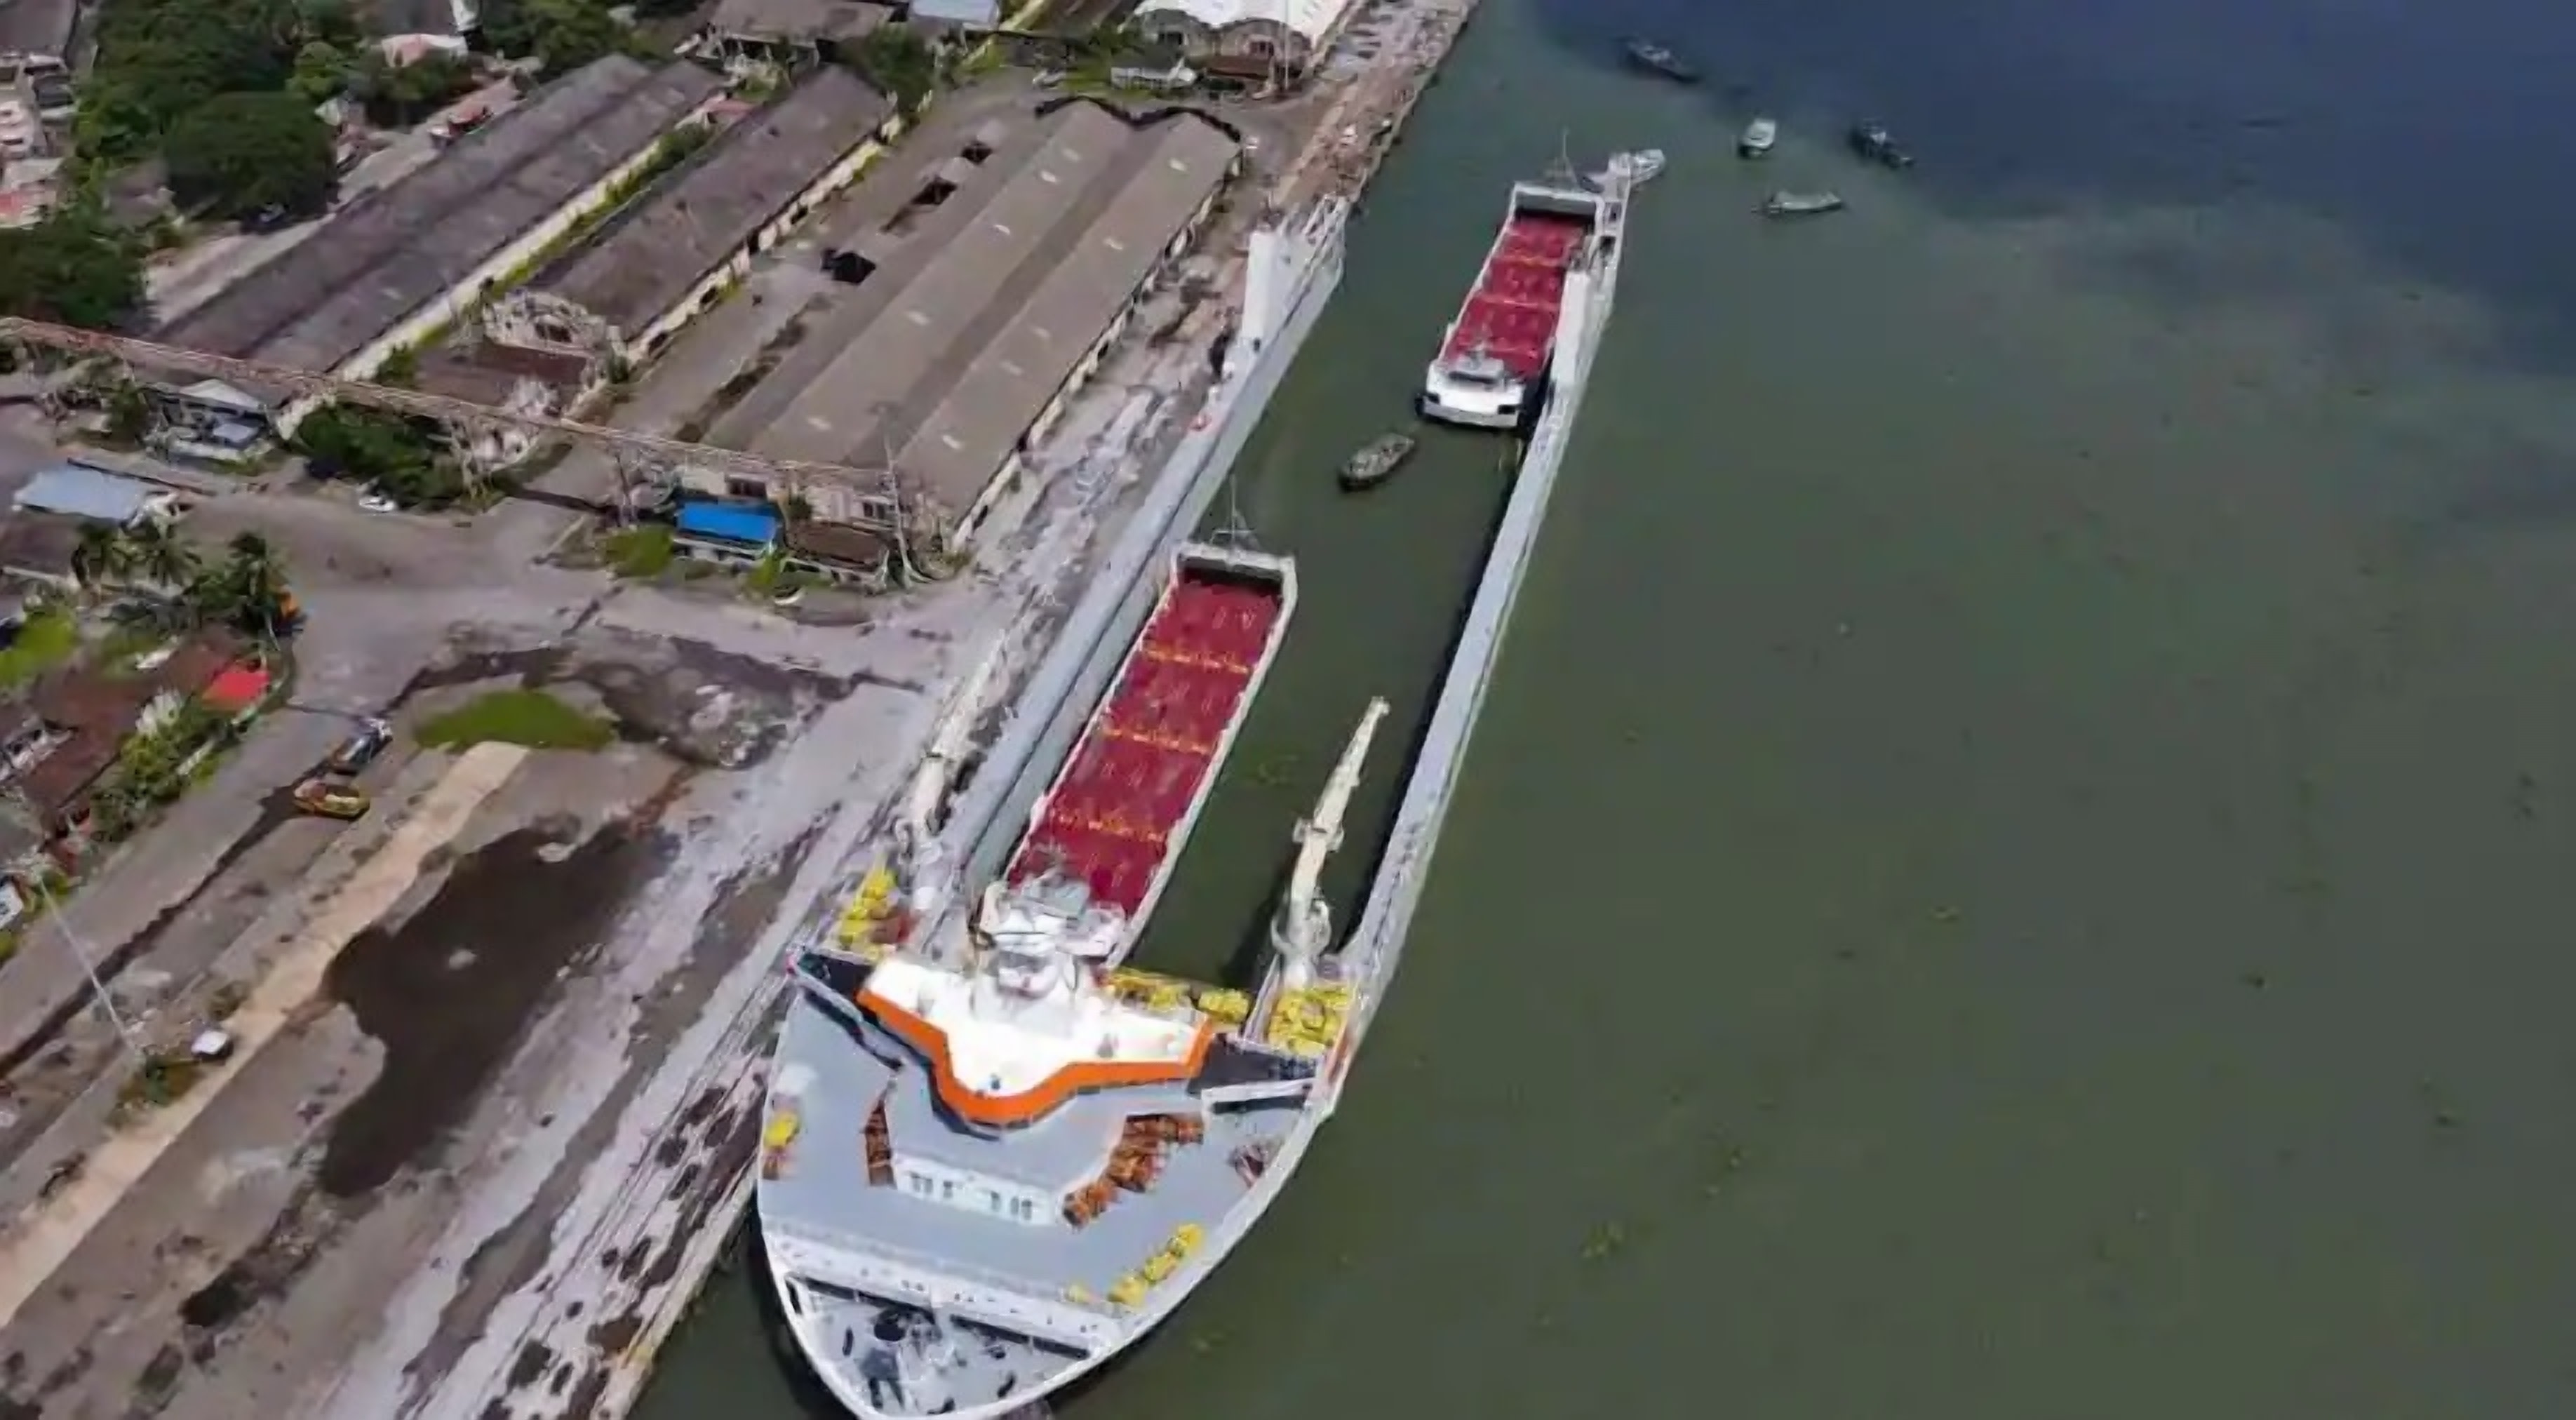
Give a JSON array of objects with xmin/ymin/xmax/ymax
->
[
  {"xmin": 702, "ymin": 99, "xmax": 1242, "ymax": 543},
  {"xmin": 156, "ymin": 55, "xmax": 724, "ymax": 424},
  {"xmin": 488, "ymin": 66, "xmax": 898, "ymax": 369}
]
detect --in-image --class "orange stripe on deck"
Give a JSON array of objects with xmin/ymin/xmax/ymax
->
[{"xmin": 861, "ymin": 991, "xmax": 1216, "ymax": 1127}]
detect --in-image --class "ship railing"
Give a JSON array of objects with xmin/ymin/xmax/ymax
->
[{"xmin": 767, "ymin": 1218, "xmax": 1124, "ymax": 1342}]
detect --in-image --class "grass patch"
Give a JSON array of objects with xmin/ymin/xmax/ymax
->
[
  {"xmin": 605, "ymin": 524, "xmax": 676, "ymax": 579},
  {"xmin": 0, "ymin": 608, "xmax": 79, "ymax": 688},
  {"xmin": 415, "ymin": 689, "xmax": 616, "ymax": 753}
]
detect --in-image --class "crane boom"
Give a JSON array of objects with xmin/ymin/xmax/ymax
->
[{"xmin": 1270, "ymin": 697, "xmax": 1391, "ymax": 986}]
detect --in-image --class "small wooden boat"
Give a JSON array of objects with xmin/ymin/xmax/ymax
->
[
  {"xmin": 1340, "ymin": 433, "xmax": 1417, "ymax": 490},
  {"xmin": 1848, "ymin": 121, "xmax": 1916, "ymax": 169},
  {"xmin": 1621, "ymin": 38, "xmax": 1700, "ymax": 84},
  {"xmin": 1762, "ymin": 190, "xmax": 1845, "ymax": 218},
  {"xmin": 1738, "ymin": 116, "xmax": 1778, "ymax": 158}
]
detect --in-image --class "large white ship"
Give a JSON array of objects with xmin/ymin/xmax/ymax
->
[{"xmin": 756, "ymin": 151, "xmax": 1636, "ymax": 1418}]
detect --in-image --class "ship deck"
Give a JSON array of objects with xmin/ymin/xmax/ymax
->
[
  {"xmin": 1007, "ymin": 567, "xmax": 1288, "ymax": 914},
  {"xmin": 1440, "ymin": 211, "xmax": 1590, "ymax": 380},
  {"xmin": 765, "ymin": 996, "xmax": 1289, "ymax": 1310}
]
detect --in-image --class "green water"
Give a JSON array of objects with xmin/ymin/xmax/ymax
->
[{"xmin": 634, "ymin": 3, "xmax": 2576, "ymax": 1416}]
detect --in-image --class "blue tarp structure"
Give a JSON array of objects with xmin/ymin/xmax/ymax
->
[
  {"xmin": 675, "ymin": 502, "xmax": 780, "ymax": 547},
  {"xmin": 14, "ymin": 465, "xmax": 158, "ymax": 525}
]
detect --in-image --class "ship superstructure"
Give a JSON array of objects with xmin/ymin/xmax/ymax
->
[{"xmin": 1418, "ymin": 169, "xmax": 1622, "ymax": 429}]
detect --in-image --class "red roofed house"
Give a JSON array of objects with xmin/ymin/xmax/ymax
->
[{"xmin": 4, "ymin": 631, "xmax": 269, "ymax": 850}]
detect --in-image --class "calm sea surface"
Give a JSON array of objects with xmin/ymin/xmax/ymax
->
[{"xmin": 636, "ymin": 0, "xmax": 2576, "ymax": 1414}]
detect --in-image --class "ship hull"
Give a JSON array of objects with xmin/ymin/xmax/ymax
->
[{"xmin": 1418, "ymin": 178, "xmax": 1604, "ymax": 430}]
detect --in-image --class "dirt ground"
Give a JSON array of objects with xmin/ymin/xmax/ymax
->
[{"xmin": 0, "ymin": 623, "xmax": 852, "ymax": 1420}]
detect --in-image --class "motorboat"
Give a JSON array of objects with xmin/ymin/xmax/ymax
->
[
  {"xmin": 1339, "ymin": 432, "xmax": 1418, "ymax": 490},
  {"xmin": 1588, "ymin": 148, "xmax": 1665, "ymax": 187},
  {"xmin": 1621, "ymin": 38, "xmax": 1699, "ymax": 83},
  {"xmin": 1847, "ymin": 122, "xmax": 1915, "ymax": 169},
  {"xmin": 1738, "ymin": 116, "xmax": 1778, "ymax": 158},
  {"xmin": 1761, "ymin": 190, "xmax": 1846, "ymax": 218}
]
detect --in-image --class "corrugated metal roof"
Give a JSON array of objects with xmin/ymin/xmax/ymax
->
[
  {"xmin": 676, "ymin": 502, "xmax": 780, "ymax": 545},
  {"xmin": 158, "ymin": 57, "xmax": 724, "ymax": 380},
  {"xmin": 723, "ymin": 101, "xmax": 1238, "ymax": 514},
  {"xmin": 538, "ymin": 68, "xmax": 893, "ymax": 336},
  {"xmin": 13, "ymin": 465, "xmax": 156, "ymax": 524}
]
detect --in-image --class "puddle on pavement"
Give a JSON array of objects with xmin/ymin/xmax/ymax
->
[{"xmin": 317, "ymin": 822, "xmax": 672, "ymax": 1199}]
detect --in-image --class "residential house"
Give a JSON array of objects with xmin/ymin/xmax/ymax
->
[{"xmin": 4, "ymin": 631, "xmax": 263, "ymax": 848}]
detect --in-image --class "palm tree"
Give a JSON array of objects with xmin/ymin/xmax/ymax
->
[
  {"xmin": 72, "ymin": 524, "xmax": 130, "ymax": 589},
  {"xmin": 221, "ymin": 532, "xmax": 290, "ymax": 640},
  {"xmin": 121, "ymin": 521, "xmax": 200, "ymax": 593}
]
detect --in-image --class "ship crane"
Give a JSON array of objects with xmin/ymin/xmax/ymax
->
[{"xmin": 1270, "ymin": 697, "xmax": 1391, "ymax": 991}]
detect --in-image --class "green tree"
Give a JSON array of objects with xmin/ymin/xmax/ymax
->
[
  {"xmin": 849, "ymin": 25, "xmax": 939, "ymax": 114},
  {"xmin": 72, "ymin": 524, "xmax": 133, "ymax": 588},
  {"xmin": 347, "ymin": 51, "xmax": 476, "ymax": 128},
  {"xmin": 165, "ymin": 92, "xmax": 337, "ymax": 222},
  {"xmin": 77, "ymin": 0, "xmax": 306, "ymax": 162},
  {"xmin": 122, "ymin": 521, "xmax": 202, "ymax": 591},
  {"xmin": 289, "ymin": 40, "xmax": 351, "ymax": 105},
  {"xmin": 297, "ymin": 405, "xmax": 461, "ymax": 505},
  {"xmin": 208, "ymin": 532, "xmax": 292, "ymax": 638},
  {"xmin": 481, "ymin": 0, "xmax": 625, "ymax": 74},
  {"xmin": 0, "ymin": 208, "xmax": 148, "ymax": 331},
  {"xmin": 295, "ymin": 0, "xmax": 363, "ymax": 50}
]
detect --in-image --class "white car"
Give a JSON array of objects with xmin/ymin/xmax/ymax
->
[{"xmin": 357, "ymin": 490, "xmax": 400, "ymax": 514}]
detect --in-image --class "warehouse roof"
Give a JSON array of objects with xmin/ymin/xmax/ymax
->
[
  {"xmin": 159, "ymin": 57, "xmax": 724, "ymax": 381},
  {"xmin": 538, "ymin": 67, "xmax": 892, "ymax": 337},
  {"xmin": 713, "ymin": 100, "xmax": 1240, "ymax": 515},
  {"xmin": 706, "ymin": 0, "xmax": 894, "ymax": 41}
]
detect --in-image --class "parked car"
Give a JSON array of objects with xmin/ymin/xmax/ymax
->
[
  {"xmin": 357, "ymin": 488, "xmax": 400, "ymax": 514},
  {"xmin": 327, "ymin": 718, "xmax": 391, "ymax": 775},
  {"xmin": 292, "ymin": 779, "xmax": 370, "ymax": 820},
  {"xmin": 29, "ymin": 74, "xmax": 74, "ymax": 121}
]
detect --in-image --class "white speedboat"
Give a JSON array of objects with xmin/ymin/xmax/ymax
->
[
  {"xmin": 1588, "ymin": 148, "xmax": 1665, "ymax": 187},
  {"xmin": 1738, "ymin": 116, "xmax": 1778, "ymax": 158}
]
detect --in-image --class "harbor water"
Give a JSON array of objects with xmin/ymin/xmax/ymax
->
[{"xmin": 636, "ymin": 0, "xmax": 2576, "ymax": 1415}]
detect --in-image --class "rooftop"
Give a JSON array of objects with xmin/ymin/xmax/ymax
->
[
  {"xmin": 536, "ymin": 67, "xmax": 892, "ymax": 337},
  {"xmin": 1134, "ymin": 0, "xmax": 1362, "ymax": 44},
  {"xmin": 157, "ymin": 57, "xmax": 725, "ymax": 381},
  {"xmin": 712, "ymin": 100, "xmax": 1240, "ymax": 513},
  {"xmin": 704, "ymin": 0, "xmax": 893, "ymax": 41},
  {"xmin": 861, "ymin": 956, "xmax": 1206, "ymax": 1122},
  {"xmin": 13, "ymin": 465, "xmax": 159, "ymax": 525},
  {"xmin": 0, "ymin": 0, "xmax": 77, "ymax": 58}
]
